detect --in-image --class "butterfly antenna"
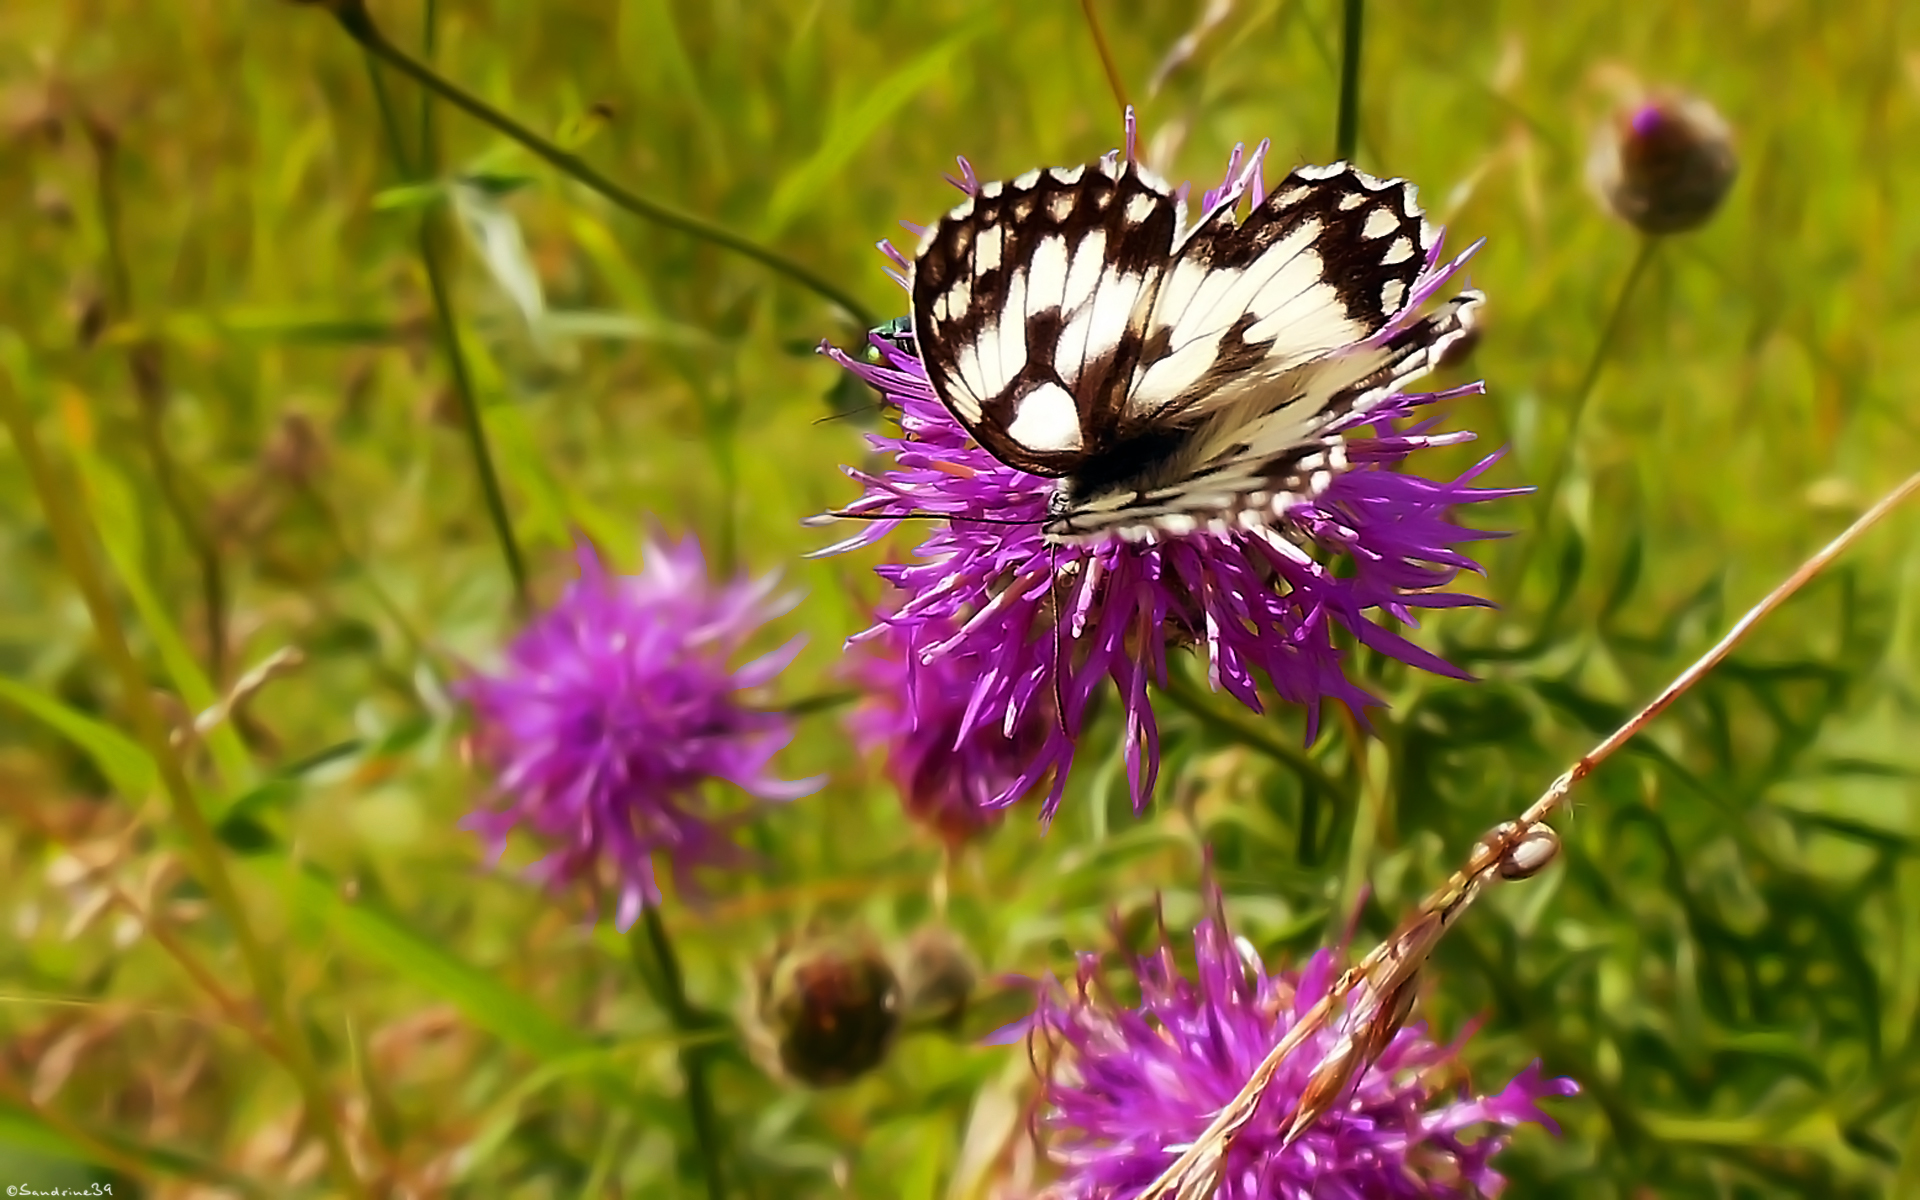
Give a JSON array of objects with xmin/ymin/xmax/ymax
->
[
  {"xmin": 812, "ymin": 402, "xmax": 885, "ymax": 426},
  {"xmin": 803, "ymin": 508, "xmax": 1038, "ymax": 528}
]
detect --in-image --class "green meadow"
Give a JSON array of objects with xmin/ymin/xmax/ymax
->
[{"xmin": 2, "ymin": 0, "xmax": 1918, "ymax": 1195}]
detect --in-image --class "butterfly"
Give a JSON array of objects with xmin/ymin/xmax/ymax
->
[{"xmin": 908, "ymin": 151, "xmax": 1483, "ymax": 543}]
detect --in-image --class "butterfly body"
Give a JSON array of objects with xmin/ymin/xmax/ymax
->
[{"xmin": 908, "ymin": 152, "xmax": 1481, "ymax": 543}]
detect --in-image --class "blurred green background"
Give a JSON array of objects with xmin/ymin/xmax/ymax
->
[{"xmin": 2, "ymin": 0, "xmax": 1918, "ymax": 1196}]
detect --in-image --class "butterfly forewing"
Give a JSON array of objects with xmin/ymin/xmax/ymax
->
[{"xmin": 910, "ymin": 159, "xmax": 1182, "ymax": 478}]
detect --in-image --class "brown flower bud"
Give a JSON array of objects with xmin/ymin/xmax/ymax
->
[
  {"xmin": 756, "ymin": 936, "xmax": 902, "ymax": 1087},
  {"xmin": 898, "ymin": 925, "xmax": 976, "ymax": 1029},
  {"xmin": 1587, "ymin": 90, "xmax": 1736, "ymax": 235}
]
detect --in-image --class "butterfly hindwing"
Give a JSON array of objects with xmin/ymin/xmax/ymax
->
[
  {"xmin": 1058, "ymin": 289, "xmax": 1483, "ymax": 538},
  {"xmin": 911, "ymin": 159, "xmax": 1183, "ymax": 477},
  {"xmin": 1127, "ymin": 162, "xmax": 1437, "ymax": 422}
]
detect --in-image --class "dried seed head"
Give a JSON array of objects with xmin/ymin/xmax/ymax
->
[
  {"xmin": 757, "ymin": 936, "xmax": 902, "ymax": 1087},
  {"xmin": 1588, "ymin": 89, "xmax": 1737, "ymax": 235},
  {"xmin": 1497, "ymin": 824, "xmax": 1562, "ymax": 881},
  {"xmin": 1352, "ymin": 972, "xmax": 1422, "ymax": 1068},
  {"xmin": 1282, "ymin": 1030, "xmax": 1366, "ymax": 1147}
]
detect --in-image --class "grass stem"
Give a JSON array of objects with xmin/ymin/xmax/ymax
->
[
  {"xmin": 1335, "ymin": 0, "xmax": 1365, "ymax": 161},
  {"xmin": 1078, "ymin": 0, "xmax": 1132, "ymax": 116},
  {"xmin": 633, "ymin": 907, "xmax": 728, "ymax": 1200},
  {"xmin": 83, "ymin": 117, "xmax": 230, "ymax": 683},
  {"xmin": 1505, "ymin": 236, "xmax": 1660, "ymax": 596},
  {"xmin": 364, "ymin": 51, "xmax": 531, "ymax": 614},
  {"xmin": 1531, "ymin": 235, "xmax": 1659, "ymax": 534}
]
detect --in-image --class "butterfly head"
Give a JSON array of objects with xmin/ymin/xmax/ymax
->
[{"xmin": 865, "ymin": 314, "xmax": 918, "ymax": 364}]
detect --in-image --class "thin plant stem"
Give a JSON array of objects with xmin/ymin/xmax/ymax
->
[
  {"xmin": 1079, "ymin": 0, "xmax": 1132, "ymax": 116},
  {"xmin": 1530, "ymin": 466, "xmax": 1920, "ymax": 805},
  {"xmin": 364, "ymin": 51, "xmax": 531, "ymax": 613},
  {"xmin": 317, "ymin": 0, "xmax": 876, "ymax": 329},
  {"xmin": 1329, "ymin": 706, "xmax": 1387, "ymax": 939},
  {"xmin": 1512, "ymin": 235, "xmax": 1659, "ymax": 584},
  {"xmin": 1335, "ymin": 0, "xmax": 1364, "ymax": 161},
  {"xmin": 0, "ymin": 342, "xmax": 368, "ymax": 1200},
  {"xmin": 632, "ymin": 907, "xmax": 728, "ymax": 1200},
  {"xmin": 82, "ymin": 115, "xmax": 229, "ymax": 683},
  {"xmin": 419, "ymin": 217, "xmax": 531, "ymax": 610}
]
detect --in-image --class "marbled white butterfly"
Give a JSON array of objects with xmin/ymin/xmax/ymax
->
[{"xmin": 908, "ymin": 148, "xmax": 1482, "ymax": 543}]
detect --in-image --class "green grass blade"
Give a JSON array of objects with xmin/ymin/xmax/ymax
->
[{"xmin": 0, "ymin": 676, "xmax": 157, "ymax": 799}]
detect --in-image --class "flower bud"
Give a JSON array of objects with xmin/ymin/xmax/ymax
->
[
  {"xmin": 898, "ymin": 926, "xmax": 976, "ymax": 1029},
  {"xmin": 1587, "ymin": 90, "xmax": 1736, "ymax": 235},
  {"xmin": 756, "ymin": 936, "xmax": 902, "ymax": 1087}
]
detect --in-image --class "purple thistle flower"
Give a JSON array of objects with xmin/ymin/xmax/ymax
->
[
  {"xmin": 1033, "ymin": 904, "xmax": 1577, "ymax": 1199},
  {"xmin": 846, "ymin": 619, "xmax": 1060, "ymax": 844},
  {"xmin": 459, "ymin": 535, "xmax": 822, "ymax": 931},
  {"xmin": 818, "ymin": 137, "xmax": 1524, "ymax": 819}
]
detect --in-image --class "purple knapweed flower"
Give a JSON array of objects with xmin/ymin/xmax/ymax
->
[
  {"xmin": 1033, "ymin": 904, "xmax": 1577, "ymax": 1198},
  {"xmin": 846, "ymin": 619, "xmax": 1060, "ymax": 844},
  {"xmin": 818, "ymin": 130, "xmax": 1522, "ymax": 818},
  {"xmin": 459, "ymin": 535, "xmax": 822, "ymax": 930}
]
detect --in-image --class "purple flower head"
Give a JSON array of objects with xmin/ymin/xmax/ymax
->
[
  {"xmin": 459, "ymin": 534, "xmax": 822, "ymax": 930},
  {"xmin": 1033, "ymin": 901, "xmax": 1577, "ymax": 1198},
  {"xmin": 818, "ymin": 131, "xmax": 1523, "ymax": 818},
  {"xmin": 846, "ymin": 618, "xmax": 1059, "ymax": 844}
]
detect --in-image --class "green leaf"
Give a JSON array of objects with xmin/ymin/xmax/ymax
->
[
  {"xmin": 0, "ymin": 676, "xmax": 156, "ymax": 798},
  {"xmin": 372, "ymin": 180, "xmax": 448, "ymax": 211}
]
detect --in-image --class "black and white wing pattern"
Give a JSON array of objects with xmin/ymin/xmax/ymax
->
[
  {"xmin": 909, "ymin": 154, "xmax": 1481, "ymax": 542},
  {"xmin": 911, "ymin": 159, "xmax": 1181, "ymax": 479}
]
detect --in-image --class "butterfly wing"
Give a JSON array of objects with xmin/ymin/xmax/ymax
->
[
  {"xmin": 911, "ymin": 155, "xmax": 1478, "ymax": 542},
  {"xmin": 1042, "ymin": 164, "xmax": 1478, "ymax": 539},
  {"xmin": 1128, "ymin": 162, "xmax": 1440, "ymax": 421},
  {"xmin": 1051, "ymin": 289, "xmax": 1483, "ymax": 539},
  {"xmin": 910, "ymin": 159, "xmax": 1184, "ymax": 478}
]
